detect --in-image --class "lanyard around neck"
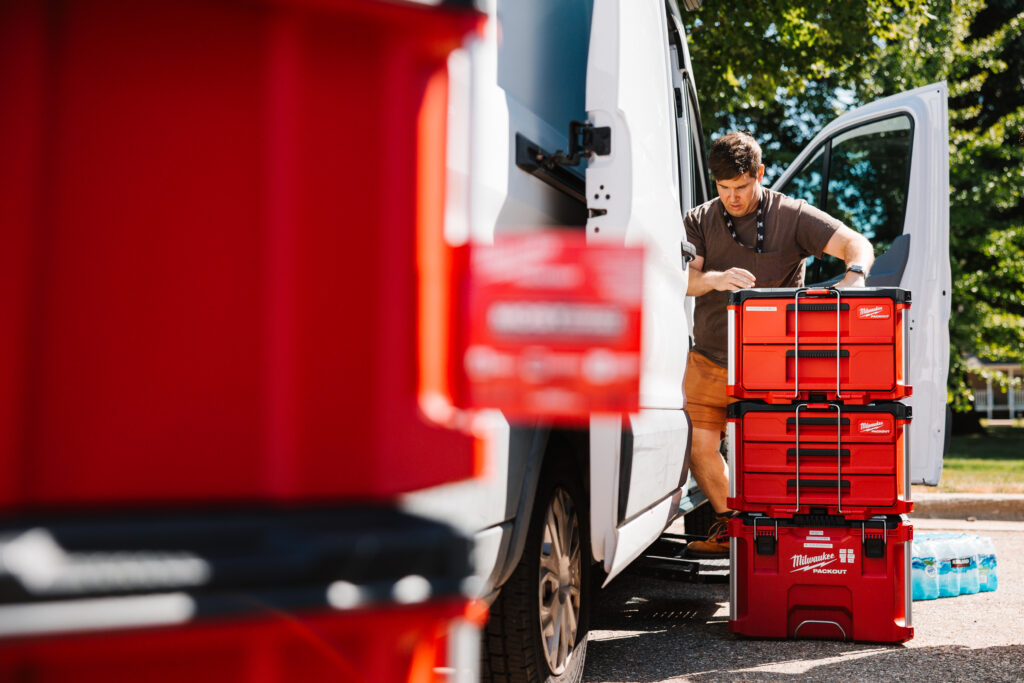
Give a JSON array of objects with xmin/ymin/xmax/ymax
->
[{"xmin": 722, "ymin": 189, "xmax": 767, "ymax": 253}]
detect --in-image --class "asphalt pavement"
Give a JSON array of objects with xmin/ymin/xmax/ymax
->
[{"xmin": 583, "ymin": 497, "xmax": 1024, "ymax": 682}]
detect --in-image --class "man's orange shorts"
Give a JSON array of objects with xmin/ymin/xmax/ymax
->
[{"xmin": 684, "ymin": 350, "xmax": 738, "ymax": 438}]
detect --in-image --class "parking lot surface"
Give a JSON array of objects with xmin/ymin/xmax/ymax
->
[{"xmin": 584, "ymin": 517, "xmax": 1024, "ymax": 682}]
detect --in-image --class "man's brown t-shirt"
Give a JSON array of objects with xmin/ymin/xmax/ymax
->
[{"xmin": 684, "ymin": 188, "xmax": 844, "ymax": 367}]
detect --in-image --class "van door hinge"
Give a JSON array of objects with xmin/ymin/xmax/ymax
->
[{"xmin": 539, "ymin": 120, "xmax": 611, "ymax": 169}]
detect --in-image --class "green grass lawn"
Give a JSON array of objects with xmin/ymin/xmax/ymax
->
[{"xmin": 916, "ymin": 423, "xmax": 1024, "ymax": 494}]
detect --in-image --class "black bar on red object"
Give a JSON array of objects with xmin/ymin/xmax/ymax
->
[
  {"xmin": 787, "ymin": 418, "xmax": 851, "ymax": 426},
  {"xmin": 785, "ymin": 303, "xmax": 850, "ymax": 312},
  {"xmin": 787, "ymin": 448, "xmax": 851, "ymax": 457},
  {"xmin": 785, "ymin": 349, "xmax": 851, "ymax": 358},
  {"xmin": 787, "ymin": 479, "xmax": 852, "ymax": 489}
]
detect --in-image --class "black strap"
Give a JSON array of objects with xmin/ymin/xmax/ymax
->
[{"xmin": 722, "ymin": 188, "xmax": 767, "ymax": 253}]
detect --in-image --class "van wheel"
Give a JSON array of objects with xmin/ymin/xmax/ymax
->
[{"xmin": 483, "ymin": 468, "xmax": 590, "ymax": 683}]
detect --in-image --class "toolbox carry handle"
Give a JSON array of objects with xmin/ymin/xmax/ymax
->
[
  {"xmin": 786, "ymin": 478, "xmax": 851, "ymax": 489},
  {"xmin": 791, "ymin": 403, "xmax": 845, "ymax": 514},
  {"xmin": 794, "ymin": 620, "xmax": 848, "ymax": 640},
  {"xmin": 787, "ymin": 448, "xmax": 851, "ymax": 457},
  {"xmin": 785, "ymin": 302, "xmax": 850, "ymax": 312},
  {"xmin": 793, "ymin": 287, "xmax": 842, "ymax": 399},
  {"xmin": 786, "ymin": 417, "xmax": 850, "ymax": 427},
  {"xmin": 786, "ymin": 349, "xmax": 850, "ymax": 358}
]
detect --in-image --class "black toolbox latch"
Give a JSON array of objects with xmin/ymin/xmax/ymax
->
[
  {"xmin": 756, "ymin": 534, "xmax": 777, "ymax": 556},
  {"xmin": 753, "ymin": 517, "xmax": 778, "ymax": 556},
  {"xmin": 862, "ymin": 518, "xmax": 888, "ymax": 558},
  {"xmin": 864, "ymin": 534, "xmax": 886, "ymax": 558}
]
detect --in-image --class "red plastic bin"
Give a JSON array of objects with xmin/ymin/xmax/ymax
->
[
  {"xmin": 0, "ymin": 507, "xmax": 481, "ymax": 682},
  {"xmin": 729, "ymin": 513, "xmax": 913, "ymax": 643},
  {"xmin": 726, "ymin": 402, "xmax": 912, "ymax": 519},
  {"xmin": 727, "ymin": 287, "xmax": 911, "ymax": 404},
  {"xmin": 0, "ymin": 0, "xmax": 482, "ymax": 508}
]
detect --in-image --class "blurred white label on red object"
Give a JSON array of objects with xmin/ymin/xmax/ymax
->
[{"xmin": 457, "ymin": 231, "xmax": 643, "ymax": 421}]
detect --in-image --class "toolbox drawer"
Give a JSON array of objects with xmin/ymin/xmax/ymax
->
[
  {"xmin": 729, "ymin": 472, "xmax": 910, "ymax": 518},
  {"xmin": 731, "ymin": 344, "xmax": 909, "ymax": 403},
  {"xmin": 737, "ymin": 441, "xmax": 898, "ymax": 476},
  {"xmin": 728, "ymin": 402, "xmax": 911, "ymax": 444}
]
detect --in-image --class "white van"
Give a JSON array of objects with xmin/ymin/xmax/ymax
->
[{"xmin": 405, "ymin": 1, "xmax": 950, "ymax": 680}]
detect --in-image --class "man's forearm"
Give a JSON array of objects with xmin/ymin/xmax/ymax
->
[
  {"xmin": 843, "ymin": 236, "xmax": 875, "ymax": 272},
  {"xmin": 837, "ymin": 233, "xmax": 874, "ymax": 288},
  {"xmin": 687, "ymin": 268, "xmax": 718, "ymax": 296}
]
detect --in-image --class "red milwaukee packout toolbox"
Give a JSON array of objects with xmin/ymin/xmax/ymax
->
[
  {"xmin": 727, "ymin": 287, "xmax": 911, "ymax": 404},
  {"xmin": 0, "ymin": 0, "xmax": 482, "ymax": 506},
  {"xmin": 0, "ymin": 507, "xmax": 482, "ymax": 682},
  {"xmin": 726, "ymin": 402, "xmax": 912, "ymax": 519},
  {"xmin": 729, "ymin": 513, "xmax": 913, "ymax": 643}
]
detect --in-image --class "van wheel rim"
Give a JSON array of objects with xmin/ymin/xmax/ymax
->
[{"xmin": 538, "ymin": 487, "xmax": 581, "ymax": 675}]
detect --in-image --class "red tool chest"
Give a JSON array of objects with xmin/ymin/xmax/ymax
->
[
  {"xmin": 0, "ymin": 0, "xmax": 482, "ymax": 506},
  {"xmin": 729, "ymin": 513, "xmax": 913, "ymax": 643},
  {"xmin": 727, "ymin": 288, "xmax": 911, "ymax": 404},
  {"xmin": 726, "ymin": 402, "xmax": 912, "ymax": 519}
]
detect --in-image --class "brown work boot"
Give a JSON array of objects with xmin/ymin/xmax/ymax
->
[{"xmin": 686, "ymin": 511, "xmax": 734, "ymax": 559}]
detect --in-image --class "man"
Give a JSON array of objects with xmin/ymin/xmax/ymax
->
[{"xmin": 684, "ymin": 131, "xmax": 874, "ymax": 558}]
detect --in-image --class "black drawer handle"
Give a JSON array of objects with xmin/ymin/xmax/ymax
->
[
  {"xmin": 786, "ymin": 417, "xmax": 851, "ymax": 426},
  {"xmin": 785, "ymin": 303, "xmax": 850, "ymax": 312},
  {"xmin": 785, "ymin": 349, "xmax": 850, "ymax": 358},
  {"xmin": 787, "ymin": 479, "xmax": 851, "ymax": 489},
  {"xmin": 787, "ymin": 448, "xmax": 851, "ymax": 457}
]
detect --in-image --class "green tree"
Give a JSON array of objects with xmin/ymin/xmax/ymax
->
[
  {"xmin": 684, "ymin": 1, "xmax": 931, "ymax": 176},
  {"xmin": 685, "ymin": 0, "xmax": 1024, "ymax": 414}
]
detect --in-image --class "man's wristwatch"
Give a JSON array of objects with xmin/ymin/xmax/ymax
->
[{"xmin": 846, "ymin": 264, "xmax": 867, "ymax": 278}]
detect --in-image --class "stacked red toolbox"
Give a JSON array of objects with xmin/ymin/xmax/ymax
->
[
  {"xmin": 726, "ymin": 287, "xmax": 914, "ymax": 643},
  {"xmin": 726, "ymin": 402, "xmax": 913, "ymax": 519},
  {"xmin": 729, "ymin": 514, "xmax": 913, "ymax": 642},
  {"xmin": 728, "ymin": 287, "xmax": 911, "ymax": 404}
]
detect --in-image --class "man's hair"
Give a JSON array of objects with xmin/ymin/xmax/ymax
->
[{"xmin": 708, "ymin": 131, "xmax": 762, "ymax": 181}]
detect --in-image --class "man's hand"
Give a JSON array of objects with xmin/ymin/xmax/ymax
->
[
  {"xmin": 712, "ymin": 267, "xmax": 757, "ymax": 291},
  {"xmin": 687, "ymin": 256, "xmax": 756, "ymax": 296}
]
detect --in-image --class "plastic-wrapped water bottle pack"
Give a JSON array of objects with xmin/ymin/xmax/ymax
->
[{"xmin": 911, "ymin": 532, "xmax": 998, "ymax": 600}]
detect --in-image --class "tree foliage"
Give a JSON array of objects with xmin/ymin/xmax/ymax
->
[{"xmin": 684, "ymin": 0, "xmax": 1024, "ymax": 411}]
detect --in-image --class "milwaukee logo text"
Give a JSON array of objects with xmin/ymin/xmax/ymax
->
[
  {"xmin": 857, "ymin": 305, "xmax": 891, "ymax": 319},
  {"xmin": 790, "ymin": 550, "xmax": 852, "ymax": 575},
  {"xmin": 859, "ymin": 420, "xmax": 891, "ymax": 435}
]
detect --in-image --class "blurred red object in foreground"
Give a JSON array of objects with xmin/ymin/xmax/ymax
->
[{"xmin": 455, "ymin": 231, "xmax": 644, "ymax": 422}]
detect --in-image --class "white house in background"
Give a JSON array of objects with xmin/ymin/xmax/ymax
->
[{"xmin": 968, "ymin": 356, "xmax": 1024, "ymax": 419}]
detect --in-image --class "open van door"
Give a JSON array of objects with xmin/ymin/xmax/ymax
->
[
  {"xmin": 773, "ymin": 82, "xmax": 951, "ymax": 485},
  {"xmin": 585, "ymin": 0, "xmax": 695, "ymax": 580}
]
